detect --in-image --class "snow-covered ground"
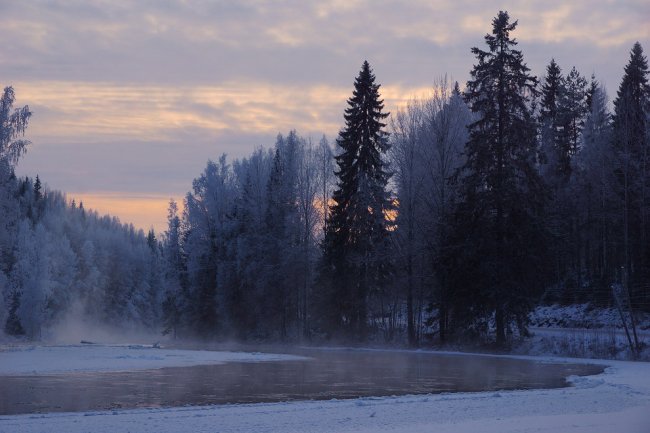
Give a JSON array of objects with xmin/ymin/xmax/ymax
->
[
  {"xmin": 530, "ymin": 303, "xmax": 650, "ymax": 330},
  {"xmin": 522, "ymin": 304, "xmax": 650, "ymax": 360},
  {"xmin": 0, "ymin": 344, "xmax": 306, "ymax": 375},
  {"xmin": 0, "ymin": 348, "xmax": 649, "ymax": 433}
]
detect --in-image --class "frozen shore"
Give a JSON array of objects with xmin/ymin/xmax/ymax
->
[{"xmin": 0, "ymin": 344, "xmax": 306, "ymax": 375}]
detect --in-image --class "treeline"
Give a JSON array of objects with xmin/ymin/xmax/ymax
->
[
  {"xmin": 2, "ymin": 11, "xmax": 649, "ymax": 345},
  {"xmin": 161, "ymin": 12, "xmax": 649, "ymax": 344},
  {"xmin": 1, "ymin": 89, "xmax": 163, "ymax": 339},
  {"xmin": 160, "ymin": 133, "xmax": 332, "ymax": 340},
  {"xmin": 392, "ymin": 17, "xmax": 650, "ymax": 345}
]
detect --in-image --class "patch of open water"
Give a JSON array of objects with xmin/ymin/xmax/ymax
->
[{"xmin": 0, "ymin": 347, "xmax": 604, "ymax": 415}]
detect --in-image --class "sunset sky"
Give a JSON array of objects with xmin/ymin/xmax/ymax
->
[{"xmin": 3, "ymin": 0, "xmax": 648, "ymax": 233}]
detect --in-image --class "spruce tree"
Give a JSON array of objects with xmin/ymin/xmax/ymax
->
[
  {"xmin": 33, "ymin": 175, "xmax": 41, "ymax": 201},
  {"xmin": 557, "ymin": 66, "xmax": 588, "ymax": 177},
  {"xmin": 540, "ymin": 63, "xmax": 588, "ymax": 293},
  {"xmin": 264, "ymin": 138, "xmax": 289, "ymax": 337},
  {"xmin": 541, "ymin": 59, "xmax": 563, "ymax": 123},
  {"xmin": 540, "ymin": 59, "xmax": 564, "ymax": 180},
  {"xmin": 540, "ymin": 61, "xmax": 588, "ymax": 181},
  {"xmin": 614, "ymin": 42, "xmax": 649, "ymax": 148},
  {"xmin": 612, "ymin": 42, "xmax": 650, "ymax": 301},
  {"xmin": 585, "ymin": 74, "xmax": 599, "ymax": 112},
  {"xmin": 319, "ymin": 61, "xmax": 393, "ymax": 339},
  {"xmin": 456, "ymin": 11, "xmax": 548, "ymax": 345}
]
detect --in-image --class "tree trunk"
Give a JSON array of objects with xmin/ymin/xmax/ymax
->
[
  {"xmin": 406, "ymin": 222, "xmax": 416, "ymax": 346},
  {"xmin": 495, "ymin": 306, "xmax": 506, "ymax": 346},
  {"xmin": 439, "ymin": 303, "xmax": 447, "ymax": 344}
]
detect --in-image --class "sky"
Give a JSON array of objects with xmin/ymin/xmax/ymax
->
[{"xmin": 3, "ymin": 0, "xmax": 649, "ymax": 233}]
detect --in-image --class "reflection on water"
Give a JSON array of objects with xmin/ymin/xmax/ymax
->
[{"xmin": 0, "ymin": 347, "xmax": 603, "ymax": 415}]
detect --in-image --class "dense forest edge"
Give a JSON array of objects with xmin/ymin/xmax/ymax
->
[{"xmin": 1, "ymin": 11, "xmax": 649, "ymax": 359}]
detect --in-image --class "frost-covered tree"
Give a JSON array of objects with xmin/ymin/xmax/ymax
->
[
  {"xmin": 226, "ymin": 148, "xmax": 272, "ymax": 337},
  {"xmin": 295, "ymin": 138, "xmax": 322, "ymax": 339},
  {"xmin": 4, "ymin": 290, "xmax": 24, "ymax": 335},
  {"xmin": 0, "ymin": 86, "xmax": 31, "ymax": 166},
  {"xmin": 12, "ymin": 222, "xmax": 48, "ymax": 339},
  {"xmin": 162, "ymin": 199, "xmax": 184, "ymax": 337},
  {"xmin": 0, "ymin": 167, "xmax": 17, "ymax": 253},
  {"xmin": 183, "ymin": 156, "xmax": 234, "ymax": 336},
  {"xmin": 2, "ymin": 178, "xmax": 167, "ymax": 339},
  {"xmin": 391, "ymin": 97, "xmax": 426, "ymax": 344},
  {"xmin": 263, "ymin": 132, "xmax": 302, "ymax": 339},
  {"xmin": 389, "ymin": 78, "xmax": 471, "ymax": 344},
  {"xmin": 0, "ymin": 86, "xmax": 31, "ymax": 334},
  {"xmin": 421, "ymin": 81, "xmax": 472, "ymax": 343},
  {"xmin": 574, "ymin": 82, "xmax": 615, "ymax": 294}
]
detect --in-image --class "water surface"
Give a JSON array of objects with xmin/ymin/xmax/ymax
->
[{"xmin": 0, "ymin": 347, "xmax": 604, "ymax": 415}]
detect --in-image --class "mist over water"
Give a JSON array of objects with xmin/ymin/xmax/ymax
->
[
  {"xmin": 0, "ymin": 346, "xmax": 604, "ymax": 415},
  {"xmin": 44, "ymin": 302, "xmax": 165, "ymax": 345}
]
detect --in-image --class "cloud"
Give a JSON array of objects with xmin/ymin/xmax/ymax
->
[
  {"xmin": 12, "ymin": 79, "xmax": 429, "ymax": 144},
  {"xmin": 2, "ymin": 1, "xmax": 646, "ymax": 86},
  {"xmin": 4, "ymin": 0, "xmax": 649, "ymax": 230}
]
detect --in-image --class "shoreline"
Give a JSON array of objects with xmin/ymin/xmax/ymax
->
[{"xmin": 0, "ymin": 347, "xmax": 648, "ymax": 432}]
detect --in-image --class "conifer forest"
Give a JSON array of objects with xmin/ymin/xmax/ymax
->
[{"xmin": 2, "ymin": 11, "xmax": 650, "ymax": 349}]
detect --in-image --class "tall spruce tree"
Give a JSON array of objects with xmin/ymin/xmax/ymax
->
[
  {"xmin": 539, "ymin": 59, "xmax": 568, "ymax": 291},
  {"xmin": 319, "ymin": 61, "xmax": 393, "ymax": 339},
  {"xmin": 612, "ymin": 42, "xmax": 650, "ymax": 302},
  {"xmin": 456, "ymin": 11, "xmax": 548, "ymax": 344},
  {"xmin": 559, "ymin": 66, "xmax": 588, "ymax": 288}
]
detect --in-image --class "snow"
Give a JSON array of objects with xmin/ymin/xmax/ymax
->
[
  {"xmin": 530, "ymin": 303, "xmax": 650, "ymax": 330},
  {"xmin": 519, "ymin": 304, "xmax": 650, "ymax": 360},
  {"xmin": 0, "ymin": 344, "xmax": 307, "ymax": 375},
  {"xmin": 0, "ymin": 348, "xmax": 649, "ymax": 433}
]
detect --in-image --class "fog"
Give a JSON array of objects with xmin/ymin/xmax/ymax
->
[
  {"xmin": 0, "ymin": 346, "xmax": 603, "ymax": 415},
  {"xmin": 45, "ymin": 301, "xmax": 166, "ymax": 346}
]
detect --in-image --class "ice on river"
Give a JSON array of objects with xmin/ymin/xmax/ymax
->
[{"xmin": 0, "ymin": 344, "xmax": 307, "ymax": 375}]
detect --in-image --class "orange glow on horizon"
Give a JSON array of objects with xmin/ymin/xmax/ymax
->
[{"xmin": 68, "ymin": 192, "xmax": 183, "ymax": 234}]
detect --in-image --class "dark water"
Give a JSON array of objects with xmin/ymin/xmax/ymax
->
[{"xmin": 0, "ymin": 347, "xmax": 604, "ymax": 415}]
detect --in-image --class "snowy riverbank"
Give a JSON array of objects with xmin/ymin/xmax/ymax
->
[
  {"xmin": 530, "ymin": 303, "xmax": 650, "ymax": 330},
  {"xmin": 0, "ymin": 344, "xmax": 307, "ymax": 375},
  {"xmin": 519, "ymin": 303, "xmax": 650, "ymax": 360},
  {"xmin": 0, "ymin": 348, "xmax": 648, "ymax": 433}
]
